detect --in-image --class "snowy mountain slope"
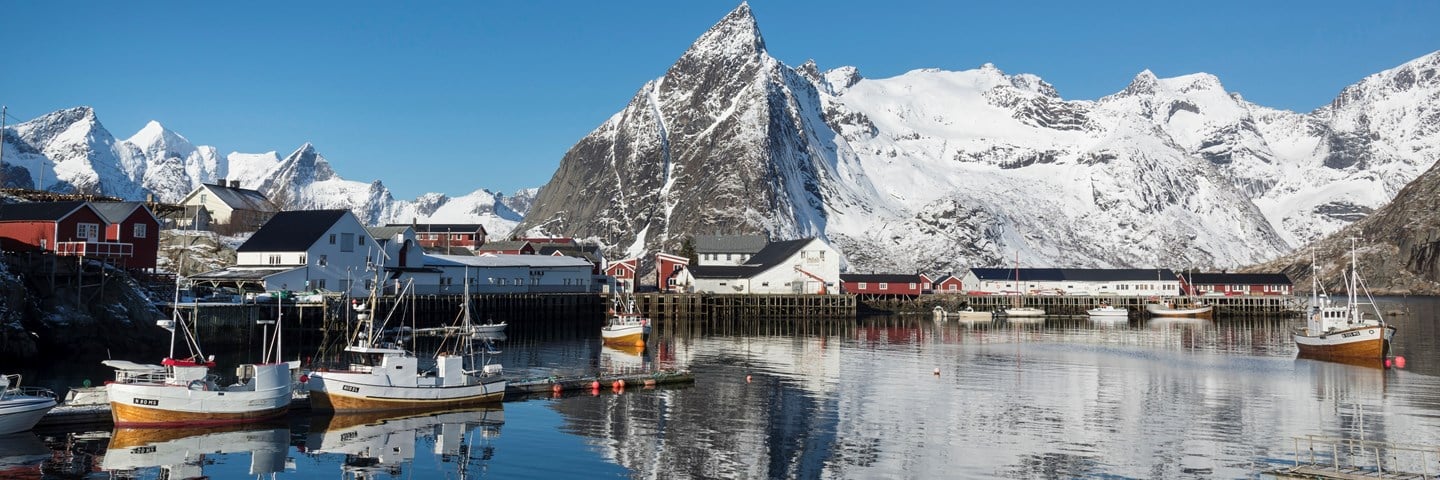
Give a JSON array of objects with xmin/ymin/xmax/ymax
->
[
  {"xmin": 516, "ymin": 4, "xmax": 1439, "ymax": 275},
  {"xmin": 0, "ymin": 109, "xmax": 525, "ymax": 236}
]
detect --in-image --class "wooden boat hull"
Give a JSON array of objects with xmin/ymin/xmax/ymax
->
[
  {"xmin": 307, "ymin": 373, "xmax": 506, "ymax": 412},
  {"xmin": 1146, "ymin": 303, "xmax": 1214, "ymax": 318},
  {"xmin": 109, "ymin": 401, "xmax": 288, "ymax": 427},
  {"xmin": 601, "ymin": 323, "xmax": 649, "ymax": 347},
  {"xmin": 1293, "ymin": 325, "xmax": 1394, "ymax": 360}
]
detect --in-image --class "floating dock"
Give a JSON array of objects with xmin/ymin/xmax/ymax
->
[
  {"xmin": 1264, "ymin": 435, "xmax": 1439, "ymax": 479},
  {"xmin": 37, "ymin": 369, "xmax": 695, "ymax": 428}
]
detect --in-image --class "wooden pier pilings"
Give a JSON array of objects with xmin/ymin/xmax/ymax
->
[
  {"xmin": 625, "ymin": 293, "xmax": 857, "ymax": 321},
  {"xmin": 863, "ymin": 294, "xmax": 1304, "ymax": 317}
]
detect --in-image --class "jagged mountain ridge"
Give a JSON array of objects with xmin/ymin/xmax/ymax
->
[
  {"xmin": 516, "ymin": 4, "xmax": 1440, "ymax": 275},
  {"xmin": 0, "ymin": 107, "xmax": 533, "ymax": 236}
]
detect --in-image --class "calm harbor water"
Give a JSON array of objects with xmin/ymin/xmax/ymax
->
[{"xmin": 6, "ymin": 296, "xmax": 1440, "ymax": 479}]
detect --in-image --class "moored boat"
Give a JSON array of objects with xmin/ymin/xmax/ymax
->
[
  {"xmin": 1003, "ymin": 253, "xmax": 1046, "ymax": 317},
  {"xmin": 603, "ymin": 295, "xmax": 651, "ymax": 347},
  {"xmin": 1145, "ymin": 301, "xmax": 1214, "ymax": 318},
  {"xmin": 1293, "ymin": 241, "xmax": 1395, "ymax": 361},
  {"xmin": 1087, "ymin": 303, "xmax": 1129, "ymax": 317},
  {"xmin": 307, "ymin": 272, "xmax": 506, "ymax": 412},
  {"xmin": 0, "ymin": 374, "xmax": 58, "ymax": 435}
]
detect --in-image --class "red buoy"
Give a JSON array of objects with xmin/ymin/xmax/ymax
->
[
  {"xmin": 552, "ymin": 383, "xmax": 563, "ymax": 394},
  {"xmin": 1385, "ymin": 358, "xmax": 1393, "ymax": 368},
  {"xmin": 590, "ymin": 380, "xmax": 601, "ymax": 390},
  {"xmin": 1396, "ymin": 356, "xmax": 1407, "ymax": 369},
  {"xmin": 746, "ymin": 375, "xmax": 752, "ymax": 383}
]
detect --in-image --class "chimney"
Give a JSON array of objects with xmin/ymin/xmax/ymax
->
[
  {"xmin": 215, "ymin": 177, "xmax": 226, "ymax": 187},
  {"xmin": 230, "ymin": 180, "xmax": 240, "ymax": 188}
]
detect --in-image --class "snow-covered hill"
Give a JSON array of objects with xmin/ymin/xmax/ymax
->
[
  {"xmin": 0, "ymin": 108, "xmax": 528, "ymax": 236},
  {"xmin": 516, "ymin": 4, "xmax": 1440, "ymax": 274}
]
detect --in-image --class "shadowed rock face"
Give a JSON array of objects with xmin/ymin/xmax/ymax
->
[
  {"xmin": 1247, "ymin": 158, "xmax": 1440, "ymax": 295},
  {"xmin": 515, "ymin": 4, "xmax": 834, "ymax": 266}
]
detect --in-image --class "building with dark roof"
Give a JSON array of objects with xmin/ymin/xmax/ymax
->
[
  {"xmin": 1186, "ymin": 272, "xmax": 1293, "ymax": 296},
  {"xmin": 683, "ymin": 238, "xmax": 839, "ymax": 294},
  {"xmin": 386, "ymin": 223, "xmax": 489, "ymax": 253},
  {"xmin": 90, "ymin": 202, "xmax": 161, "ymax": 270},
  {"xmin": 178, "ymin": 180, "xmax": 278, "ymax": 235},
  {"xmin": 841, "ymin": 273, "xmax": 925, "ymax": 297},
  {"xmin": 962, "ymin": 268, "xmax": 1182, "ymax": 296},
  {"xmin": 693, "ymin": 234, "xmax": 769, "ymax": 266},
  {"xmin": 0, "ymin": 201, "xmax": 136, "ymax": 264},
  {"xmin": 193, "ymin": 209, "xmax": 380, "ymax": 295},
  {"xmin": 476, "ymin": 240, "xmax": 534, "ymax": 255}
]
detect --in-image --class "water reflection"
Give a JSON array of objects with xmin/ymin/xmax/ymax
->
[
  {"xmin": 102, "ymin": 422, "xmax": 290, "ymax": 478},
  {"xmin": 0, "ymin": 432, "xmax": 47, "ymax": 477},
  {"xmin": 306, "ymin": 406, "xmax": 504, "ymax": 479}
]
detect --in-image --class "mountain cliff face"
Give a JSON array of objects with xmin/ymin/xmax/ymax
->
[
  {"xmin": 1246, "ymin": 155, "xmax": 1440, "ymax": 295},
  {"xmin": 516, "ymin": 4, "xmax": 1440, "ymax": 275},
  {"xmin": 1, "ymin": 109, "xmax": 527, "ymax": 236}
]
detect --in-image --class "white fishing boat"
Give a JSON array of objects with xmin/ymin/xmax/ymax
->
[
  {"xmin": 1086, "ymin": 303, "xmax": 1129, "ymax": 317},
  {"xmin": 1145, "ymin": 301, "xmax": 1214, "ymax": 318},
  {"xmin": 603, "ymin": 294, "xmax": 651, "ymax": 347},
  {"xmin": 307, "ymin": 271, "xmax": 506, "ymax": 412},
  {"xmin": 104, "ymin": 275, "xmax": 294, "ymax": 427},
  {"xmin": 933, "ymin": 306, "xmax": 993, "ymax": 323},
  {"xmin": 1294, "ymin": 240, "xmax": 1396, "ymax": 361},
  {"xmin": 0, "ymin": 374, "xmax": 58, "ymax": 435}
]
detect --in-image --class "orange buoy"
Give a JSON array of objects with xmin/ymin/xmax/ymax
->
[
  {"xmin": 591, "ymin": 380, "xmax": 601, "ymax": 390},
  {"xmin": 1396, "ymin": 356, "xmax": 1407, "ymax": 368},
  {"xmin": 617, "ymin": 379, "xmax": 625, "ymax": 388},
  {"xmin": 552, "ymin": 383, "xmax": 563, "ymax": 394},
  {"xmin": 745, "ymin": 375, "xmax": 752, "ymax": 383}
]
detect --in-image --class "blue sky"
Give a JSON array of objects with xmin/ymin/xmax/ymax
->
[{"xmin": 2, "ymin": 1, "xmax": 1435, "ymax": 199}]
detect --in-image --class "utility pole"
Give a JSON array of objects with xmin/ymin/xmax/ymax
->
[{"xmin": 1, "ymin": 105, "xmax": 7, "ymax": 190}]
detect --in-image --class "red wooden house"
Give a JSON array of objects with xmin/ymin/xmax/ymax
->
[
  {"xmin": 92, "ymin": 202, "xmax": 162, "ymax": 270},
  {"xmin": 388, "ymin": 223, "xmax": 488, "ymax": 252},
  {"xmin": 605, "ymin": 258, "xmax": 638, "ymax": 293},
  {"xmin": 655, "ymin": 252, "xmax": 690, "ymax": 293},
  {"xmin": 1186, "ymin": 273, "xmax": 1293, "ymax": 296},
  {"xmin": 918, "ymin": 273, "xmax": 934, "ymax": 293},
  {"xmin": 932, "ymin": 274, "xmax": 964, "ymax": 293},
  {"xmin": 0, "ymin": 201, "xmax": 139, "ymax": 265},
  {"xmin": 840, "ymin": 274, "xmax": 924, "ymax": 297}
]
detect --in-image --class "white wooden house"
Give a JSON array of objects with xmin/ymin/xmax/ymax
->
[
  {"xmin": 686, "ymin": 238, "xmax": 840, "ymax": 294},
  {"xmin": 177, "ymin": 180, "xmax": 279, "ymax": 234},
  {"xmin": 693, "ymin": 234, "xmax": 768, "ymax": 266},
  {"xmin": 962, "ymin": 268, "xmax": 1181, "ymax": 297},
  {"xmin": 192, "ymin": 210, "xmax": 381, "ymax": 296}
]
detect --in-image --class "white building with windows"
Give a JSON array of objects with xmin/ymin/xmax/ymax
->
[
  {"xmin": 424, "ymin": 254, "xmax": 596, "ymax": 294},
  {"xmin": 192, "ymin": 210, "xmax": 382, "ymax": 296},
  {"xmin": 961, "ymin": 268, "xmax": 1181, "ymax": 297},
  {"xmin": 685, "ymin": 238, "xmax": 840, "ymax": 294}
]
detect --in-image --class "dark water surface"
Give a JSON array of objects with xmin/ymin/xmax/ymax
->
[{"xmin": 5, "ymin": 296, "xmax": 1439, "ymax": 479}]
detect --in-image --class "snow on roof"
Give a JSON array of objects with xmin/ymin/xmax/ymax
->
[{"xmin": 426, "ymin": 253, "xmax": 592, "ymax": 269}]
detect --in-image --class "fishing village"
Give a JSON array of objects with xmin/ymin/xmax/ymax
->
[
  {"xmin": 4, "ymin": 2, "xmax": 1440, "ymax": 478},
  {"xmin": 4, "ymin": 183, "xmax": 1424, "ymax": 479}
]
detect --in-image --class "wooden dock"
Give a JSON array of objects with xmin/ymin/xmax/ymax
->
[
  {"xmin": 866, "ymin": 294, "xmax": 1304, "ymax": 316},
  {"xmin": 1264, "ymin": 435, "xmax": 1440, "ymax": 479},
  {"xmin": 37, "ymin": 370, "xmax": 695, "ymax": 427},
  {"xmin": 626, "ymin": 293, "xmax": 856, "ymax": 321}
]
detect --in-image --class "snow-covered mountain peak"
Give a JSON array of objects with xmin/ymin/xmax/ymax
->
[
  {"xmin": 126, "ymin": 120, "xmax": 197, "ymax": 159},
  {"xmin": 274, "ymin": 142, "xmax": 336, "ymax": 183},
  {"xmin": 1158, "ymin": 72, "xmax": 1227, "ymax": 95},
  {"xmin": 1009, "ymin": 73, "xmax": 1059, "ymax": 98},
  {"xmin": 681, "ymin": 2, "xmax": 766, "ymax": 61},
  {"xmin": 824, "ymin": 66, "xmax": 864, "ymax": 92}
]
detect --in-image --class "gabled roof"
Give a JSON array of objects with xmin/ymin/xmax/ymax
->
[
  {"xmin": 0, "ymin": 200, "xmax": 92, "ymax": 221},
  {"xmin": 90, "ymin": 202, "xmax": 158, "ymax": 224},
  {"xmin": 743, "ymin": 238, "xmax": 815, "ymax": 269},
  {"xmin": 193, "ymin": 183, "xmax": 276, "ymax": 212},
  {"xmin": 538, "ymin": 245, "xmax": 599, "ymax": 264},
  {"xmin": 970, "ymin": 268, "xmax": 1178, "ymax": 282},
  {"xmin": 477, "ymin": 240, "xmax": 531, "ymax": 252},
  {"xmin": 366, "ymin": 226, "xmax": 412, "ymax": 243},
  {"xmin": 387, "ymin": 223, "xmax": 487, "ymax": 235},
  {"xmin": 933, "ymin": 274, "xmax": 964, "ymax": 284},
  {"xmin": 1188, "ymin": 272, "xmax": 1292, "ymax": 285},
  {"xmin": 427, "ymin": 254, "xmax": 592, "ymax": 268},
  {"xmin": 237, "ymin": 210, "xmax": 350, "ymax": 252},
  {"xmin": 694, "ymin": 234, "xmax": 768, "ymax": 254},
  {"xmin": 841, "ymin": 273, "xmax": 923, "ymax": 283}
]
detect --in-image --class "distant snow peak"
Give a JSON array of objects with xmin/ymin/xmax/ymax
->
[{"xmin": 686, "ymin": 2, "xmax": 765, "ymax": 60}]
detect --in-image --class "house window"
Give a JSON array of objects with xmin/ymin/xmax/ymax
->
[
  {"xmin": 77, "ymin": 223, "xmax": 99, "ymax": 240},
  {"xmin": 880, "ymin": 283, "xmax": 889, "ymax": 290},
  {"xmin": 726, "ymin": 253, "xmax": 732, "ymax": 260},
  {"xmin": 341, "ymin": 233, "xmax": 355, "ymax": 252},
  {"xmin": 329, "ymin": 234, "xmax": 336, "ymax": 244},
  {"xmin": 318, "ymin": 255, "xmax": 327, "ymax": 267},
  {"xmin": 359, "ymin": 236, "xmax": 365, "ymax": 245},
  {"xmin": 947, "ymin": 284, "xmax": 958, "ymax": 291},
  {"xmin": 762, "ymin": 282, "xmax": 770, "ymax": 286},
  {"xmin": 299, "ymin": 254, "xmax": 306, "ymax": 264},
  {"xmin": 269, "ymin": 255, "xmax": 281, "ymax": 265},
  {"xmin": 133, "ymin": 223, "xmax": 147, "ymax": 238},
  {"xmin": 315, "ymin": 279, "xmax": 326, "ymax": 290},
  {"xmin": 909, "ymin": 283, "xmax": 916, "ymax": 290},
  {"xmin": 858, "ymin": 282, "xmax": 867, "ymax": 289},
  {"xmin": 514, "ymin": 277, "xmax": 522, "ymax": 286}
]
